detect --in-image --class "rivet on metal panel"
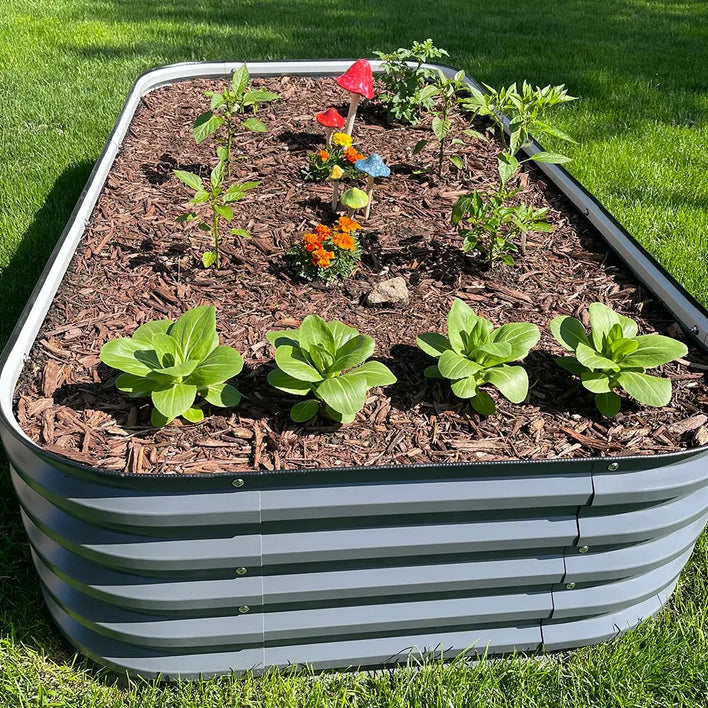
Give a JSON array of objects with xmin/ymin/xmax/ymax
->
[
  {"xmin": 583, "ymin": 208, "xmax": 589, "ymax": 216},
  {"xmin": 691, "ymin": 325, "xmax": 699, "ymax": 335},
  {"xmin": 578, "ymin": 546, "xmax": 590, "ymax": 554},
  {"xmin": 235, "ymin": 567, "xmax": 248, "ymax": 576},
  {"xmin": 607, "ymin": 462, "xmax": 619, "ymax": 471},
  {"xmin": 231, "ymin": 478, "xmax": 245, "ymax": 488},
  {"xmin": 239, "ymin": 605, "xmax": 250, "ymax": 613},
  {"xmin": 565, "ymin": 582, "xmax": 576, "ymax": 590}
]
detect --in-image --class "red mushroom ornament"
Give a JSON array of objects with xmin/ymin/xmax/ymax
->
[
  {"xmin": 316, "ymin": 107, "xmax": 345, "ymax": 147},
  {"xmin": 335, "ymin": 59, "xmax": 375, "ymax": 136}
]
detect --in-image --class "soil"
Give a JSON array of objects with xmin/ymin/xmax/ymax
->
[{"xmin": 13, "ymin": 75, "xmax": 708, "ymax": 475}]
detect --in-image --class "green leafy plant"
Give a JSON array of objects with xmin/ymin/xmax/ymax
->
[
  {"xmin": 550, "ymin": 302, "xmax": 688, "ymax": 417},
  {"xmin": 374, "ymin": 39, "xmax": 449, "ymax": 125},
  {"xmin": 412, "ymin": 69, "xmax": 479, "ymax": 178},
  {"xmin": 460, "ymin": 81, "xmax": 577, "ymax": 186},
  {"xmin": 417, "ymin": 298, "xmax": 539, "ymax": 415},
  {"xmin": 266, "ymin": 315, "xmax": 396, "ymax": 424},
  {"xmin": 174, "ymin": 155, "xmax": 257, "ymax": 268},
  {"xmin": 100, "ymin": 306, "xmax": 243, "ymax": 427},
  {"xmin": 451, "ymin": 189, "xmax": 552, "ymax": 266},
  {"xmin": 193, "ymin": 64, "xmax": 279, "ymax": 174}
]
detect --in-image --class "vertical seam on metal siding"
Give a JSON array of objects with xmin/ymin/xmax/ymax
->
[{"xmin": 258, "ymin": 489, "xmax": 265, "ymax": 668}]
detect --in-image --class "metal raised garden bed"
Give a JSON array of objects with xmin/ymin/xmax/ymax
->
[{"xmin": 1, "ymin": 61, "xmax": 707, "ymax": 680}]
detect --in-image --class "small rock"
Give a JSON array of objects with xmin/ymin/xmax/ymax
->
[
  {"xmin": 365, "ymin": 277, "xmax": 409, "ymax": 307},
  {"xmin": 694, "ymin": 425, "xmax": 708, "ymax": 447}
]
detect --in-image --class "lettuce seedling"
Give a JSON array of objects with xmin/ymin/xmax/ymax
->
[
  {"xmin": 174, "ymin": 155, "xmax": 257, "ymax": 269},
  {"xmin": 266, "ymin": 315, "xmax": 396, "ymax": 424},
  {"xmin": 193, "ymin": 64, "xmax": 279, "ymax": 175},
  {"xmin": 550, "ymin": 302, "xmax": 688, "ymax": 417},
  {"xmin": 100, "ymin": 306, "xmax": 243, "ymax": 426},
  {"xmin": 417, "ymin": 298, "xmax": 540, "ymax": 415}
]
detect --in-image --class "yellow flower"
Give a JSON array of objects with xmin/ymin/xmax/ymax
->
[{"xmin": 332, "ymin": 132, "xmax": 353, "ymax": 147}]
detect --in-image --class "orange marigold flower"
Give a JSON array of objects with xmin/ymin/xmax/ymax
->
[
  {"xmin": 305, "ymin": 243, "xmax": 316, "ymax": 252},
  {"xmin": 344, "ymin": 146, "xmax": 365, "ymax": 163},
  {"xmin": 336, "ymin": 216, "xmax": 362, "ymax": 232},
  {"xmin": 312, "ymin": 247, "xmax": 335, "ymax": 268},
  {"xmin": 314, "ymin": 224, "xmax": 332, "ymax": 239},
  {"xmin": 332, "ymin": 232, "xmax": 356, "ymax": 251},
  {"xmin": 303, "ymin": 231, "xmax": 323, "ymax": 247},
  {"xmin": 318, "ymin": 150, "xmax": 330, "ymax": 161}
]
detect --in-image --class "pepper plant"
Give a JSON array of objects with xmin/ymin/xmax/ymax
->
[
  {"xmin": 193, "ymin": 64, "xmax": 279, "ymax": 174},
  {"xmin": 100, "ymin": 306, "xmax": 243, "ymax": 427},
  {"xmin": 550, "ymin": 302, "xmax": 688, "ymax": 417},
  {"xmin": 373, "ymin": 39, "xmax": 449, "ymax": 125},
  {"xmin": 174, "ymin": 156, "xmax": 257, "ymax": 268},
  {"xmin": 417, "ymin": 299, "xmax": 539, "ymax": 415},
  {"xmin": 266, "ymin": 315, "xmax": 396, "ymax": 424}
]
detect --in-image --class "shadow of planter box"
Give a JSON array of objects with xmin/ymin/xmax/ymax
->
[{"xmin": 1, "ymin": 60, "xmax": 707, "ymax": 680}]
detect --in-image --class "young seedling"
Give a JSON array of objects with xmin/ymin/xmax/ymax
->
[
  {"xmin": 451, "ymin": 189, "xmax": 552, "ymax": 265},
  {"xmin": 354, "ymin": 153, "xmax": 390, "ymax": 219},
  {"xmin": 460, "ymin": 81, "xmax": 577, "ymax": 186},
  {"xmin": 267, "ymin": 315, "xmax": 396, "ymax": 423},
  {"xmin": 335, "ymin": 59, "xmax": 375, "ymax": 135},
  {"xmin": 374, "ymin": 39, "xmax": 449, "ymax": 125},
  {"xmin": 412, "ymin": 69, "xmax": 470, "ymax": 178},
  {"xmin": 174, "ymin": 157, "xmax": 257, "ymax": 269},
  {"xmin": 417, "ymin": 298, "xmax": 540, "ymax": 415},
  {"xmin": 316, "ymin": 107, "xmax": 346, "ymax": 147},
  {"xmin": 339, "ymin": 187, "xmax": 369, "ymax": 218},
  {"xmin": 550, "ymin": 302, "xmax": 688, "ymax": 417},
  {"xmin": 100, "ymin": 306, "xmax": 243, "ymax": 427},
  {"xmin": 193, "ymin": 64, "xmax": 279, "ymax": 175}
]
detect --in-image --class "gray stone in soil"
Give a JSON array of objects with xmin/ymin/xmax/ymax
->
[{"xmin": 365, "ymin": 277, "xmax": 409, "ymax": 307}]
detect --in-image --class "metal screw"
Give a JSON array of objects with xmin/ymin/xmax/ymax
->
[
  {"xmin": 691, "ymin": 325, "xmax": 699, "ymax": 335},
  {"xmin": 235, "ymin": 567, "xmax": 247, "ymax": 576},
  {"xmin": 239, "ymin": 605, "xmax": 250, "ymax": 613},
  {"xmin": 578, "ymin": 546, "xmax": 590, "ymax": 554},
  {"xmin": 565, "ymin": 582, "xmax": 576, "ymax": 590},
  {"xmin": 583, "ymin": 208, "xmax": 589, "ymax": 216},
  {"xmin": 607, "ymin": 462, "xmax": 619, "ymax": 471},
  {"xmin": 232, "ymin": 478, "xmax": 245, "ymax": 488}
]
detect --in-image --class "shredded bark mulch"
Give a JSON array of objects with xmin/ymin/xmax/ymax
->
[{"xmin": 13, "ymin": 75, "xmax": 708, "ymax": 475}]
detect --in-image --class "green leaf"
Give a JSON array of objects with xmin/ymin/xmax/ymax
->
[
  {"xmin": 151, "ymin": 383, "xmax": 197, "ymax": 420},
  {"xmin": 115, "ymin": 373, "xmax": 158, "ymax": 398},
  {"xmin": 449, "ymin": 155, "xmax": 464, "ymax": 170},
  {"xmin": 417, "ymin": 332, "xmax": 452, "ymax": 358},
  {"xmin": 576, "ymin": 342, "xmax": 620, "ymax": 371},
  {"xmin": 191, "ymin": 191, "xmax": 210, "ymax": 205},
  {"xmin": 153, "ymin": 360, "xmax": 200, "ymax": 379},
  {"xmin": 438, "ymin": 350, "xmax": 483, "ymax": 380},
  {"xmin": 230, "ymin": 228, "xmax": 250, "ymax": 238},
  {"xmin": 299, "ymin": 314, "xmax": 336, "ymax": 356},
  {"xmin": 242, "ymin": 117, "xmax": 268, "ymax": 132},
  {"xmin": 150, "ymin": 332, "xmax": 183, "ymax": 368},
  {"xmin": 616, "ymin": 371, "xmax": 672, "ymax": 407},
  {"xmin": 267, "ymin": 368, "xmax": 312, "ymax": 396},
  {"xmin": 432, "ymin": 115, "xmax": 450, "ymax": 141},
  {"xmin": 187, "ymin": 345, "xmax": 244, "ymax": 387},
  {"xmin": 326, "ymin": 321, "xmax": 360, "ymax": 349},
  {"xmin": 231, "ymin": 64, "xmax": 250, "ymax": 94},
  {"xmin": 470, "ymin": 389, "xmax": 496, "ymax": 415},
  {"xmin": 100, "ymin": 338, "xmax": 154, "ymax": 376},
  {"xmin": 550, "ymin": 316, "xmax": 590, "ymax": 352},
  {"xmin": 491, "ymin": 322, "xmax": 540, "ymax": 359},
  {"xmin": 475, "ymin": 341, "xmax": 513, "ymax": 364},
  {"xmin": 447, "ymin": 298, "xmax": 479, "ymax": 353},
  {"xmin": 529, "ymin": 151, "xmax": 571, "ymax": 164},
  {"xmin": 316, "ymin": 373, "xmax": 368, "ymax": 416},
  {"xmin": 132, "ymin": 320, "xmax": 173, "ymax": 344},
  {"xmin": 424, "ymin": 365, "xmax": 444, "ymax": 379},
  {"xmin": 450, "ymin": 376, "xmax": 477, "ymax": 399},
  {"xmin": 214, "ymin": 204, "xmax": 234, "ymax": 221},
  {"xmin": 413, "ymin": 139, "xmax": 428, "ymax": 155},
  {"xmin": 418, "ymin": 84, "xmax": 439, "ymax": 102},
  {"xmin": 275, "ymin": 345, "xmax": 323, "ymax": 382},
  {"xmin": 290, "ymin": 399, "xmax": 319, "ymax": 423},
  {"xmin": 182, "ymin": 406, "xmax": 205, "ymax": 423},
  {"xmin": 556, "ymin": 356, "xmax": 589, "ymax": 376},
  {"xmin": 580, "ymin": 371, "xmax": 613, "ymax": 394},
  {"xmin": 216, "ymin": 145, "xmax": 229, "ymax": 162},
  {"xmin": 210, "ymin": 92, "xmax": 226, "ymax": 110},
  {"xmin": 331, "ymin": 335, "xmax": 375, "ymax": 373},
  {"xmin": 621, "ymin": 334, "xmax": 688, "ymax": 368},
  {"xmin": 308, "ymin": 344, "xmax": 335, "ymax": 374},
  {"xmin": 483, "ymin": 365, "xmax": 529, "ymax": 403},
  {"xmin": 497, "ymin": 152, "xmax": 519, "ymax": 185},
  {"xmin": 169, "ymin": 306, "xmax": 219, "ymax": 362},
  {"xmin": 193, "ymin": 111, "xmax": 224, "ymax": 144},
  {"xmin": 210, "ymin": 159, "xmax": 225, "ymax": 190},
  {"xmin": 588, "ymin": 303, "xmax": 638, "ymax": 350},
  {"xmin": 347, "ymin": 361, "xmax": 397, "ymax": 387},
  {"xmin": 202, "ymin": 251, "xmax": 216, "ymax": 268},
  {"xmin": 595, "ymin": 391, "xmax": 622, "ymax": 417},
  {"xmin": 174, "ymin": 170, "xmax": 204, "ymax": 192},
  {"xmin": 202, "ymin": 382, "xmax": 242, "ymax": 408},
  {"xmin": 266, "ymin": 329, "xmax": 300, "ymax": 348},
  {"xmin": 324, "ymin": 406, "xmax": 356, "ymax": 425},
  {"xmin": 150, "ymin": 408, "xmax": 172, "ymax": 427},
  {"xmin": 242, "ymin": 88, "xmax": 280, "ymax": 105},
  {"xmin": 535, "ymin": 120, "xmax": 577, "ymax": 144}
]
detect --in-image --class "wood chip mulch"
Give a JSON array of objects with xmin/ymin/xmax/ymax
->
[{"xmin": 13, "ymin": 75, "xmax": 708, "ymax": 475}]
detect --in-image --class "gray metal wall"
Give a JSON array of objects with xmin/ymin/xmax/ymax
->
[{"xmin": 3, "ymin": 436, "xmax": 706, "ymax": 680}]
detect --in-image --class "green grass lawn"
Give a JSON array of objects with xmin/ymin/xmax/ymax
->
[{"xmin": 1, "ymin": 0, "xmax": 707, "ymax": 705}]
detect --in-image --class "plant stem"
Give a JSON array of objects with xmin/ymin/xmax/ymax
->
[
  {"xmin": 212, "ymin": 209, "xmax": 220, "ymax": 268},
  {"xmin": 226, "ymin": 121, "xmax": 233, "ymax": 177}
]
